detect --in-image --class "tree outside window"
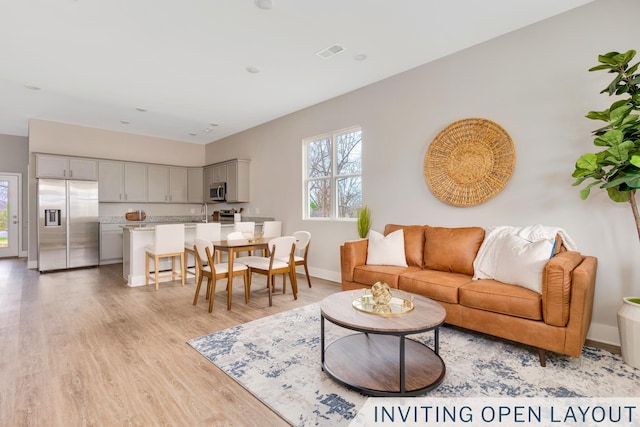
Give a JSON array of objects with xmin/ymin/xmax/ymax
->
[{"xmin": 304, "ymin": 127, "xmax": 362, "ymax": 219}]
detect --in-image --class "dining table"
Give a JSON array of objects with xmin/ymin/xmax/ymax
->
[{"xmin": 211, "ymin": 236, "xmax": 274, "ymax": 310}]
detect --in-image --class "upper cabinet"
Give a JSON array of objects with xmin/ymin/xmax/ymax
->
[
  {"xmin": 225, "ymin": 159, "xmax": 250, "ymax": 203},
  {"xmin": 36, "ymin": 154, "xmax": 98, "ymax": 180},
  {"xmin": 187, "ymin": 168, "xmax": 203, "ymax": 203},
  {"xmin": 148, "ymin": 165, "xmax": 188, "ymax": 203},
  {"xmin": 98, "ymin": 161, "xmax": 147, "ymax": 202}
]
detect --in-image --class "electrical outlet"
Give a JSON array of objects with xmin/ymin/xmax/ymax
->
[{"xmin": 255, "ymin": 207, "xmax": 260, "ymax": 214}]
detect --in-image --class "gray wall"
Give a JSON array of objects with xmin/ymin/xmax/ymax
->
[
  {"xmin": 205, "ymin": 0, "xmax": 640, "ymax": 345},
  {"xmin": 0, "ymin": 134, "xmax": 29, "ymax": 253}
]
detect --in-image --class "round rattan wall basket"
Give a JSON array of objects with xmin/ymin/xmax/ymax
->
[{"xmin": 424, "ymin": 118, "xmax": 515, "ymax": 207}]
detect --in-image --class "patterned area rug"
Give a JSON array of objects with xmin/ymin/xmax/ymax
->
[{"xmin": 188, "ymin": 303, "xmax": 640, "ymax": 427}]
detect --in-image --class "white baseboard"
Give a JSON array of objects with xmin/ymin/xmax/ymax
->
[
  {"xmin": 587, "ymin": 322, "xmax": 620, "ymax": 347},
  {"xmin": 304, "ymin": 266, "xmax": 340, "ymax": 285},
  {"xmin": 27, "ymin": 259, "xmax": 38, "ymax": 269}
]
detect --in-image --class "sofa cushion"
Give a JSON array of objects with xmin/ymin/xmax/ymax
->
[
  {"xmin": 459, "ymin": 279, "xmax": 542, "ymax": 320},
  {"xmin": 366, "ymin": 230, "xmax": 407, "ymax": 267},
  {"xmin": 424, "ymin": 226, "xmax": 485, "ymax": 276},
  {"xmin": 384, "ymin": 224, "xmax": 426, "ymax": 267},
  {"xmin": 399, "ymin": 270, "xmax": 472, "ymax": 304},
  {"xmin": 353, "ymin": 265, "xmax": 421, "ymax": 289}
]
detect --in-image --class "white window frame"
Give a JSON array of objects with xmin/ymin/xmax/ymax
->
[{"xmin": 302, "ymin": 126, "xmax": 362, "ymax": 221}]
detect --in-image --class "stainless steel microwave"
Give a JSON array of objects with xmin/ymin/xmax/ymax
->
[{"xmin": 209, "ymin": 182, "xmax": 226, "ymax": 202}]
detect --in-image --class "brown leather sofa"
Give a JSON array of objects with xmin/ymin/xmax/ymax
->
[{"xmin": 340, "ymin": 224, "xmax": 598, "ymax": 366}]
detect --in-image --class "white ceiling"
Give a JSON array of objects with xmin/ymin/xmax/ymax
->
[{"xmin": 0, "ymin": 0, "xmax": 594, "ymax": 144}]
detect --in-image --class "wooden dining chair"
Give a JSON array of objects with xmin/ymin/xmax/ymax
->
[
  {"xmin": 288, "ymin": 231, "xmax": 312, "ymax": 288},
  {"xmin": 236, "ymin": 236, "xmax": 297, "ymax": 307},
  {"xmin": 185, "ymin": 222, "xmax": 221, "ymax": 282},
  {"xmin": 192, "ymin": 238, "xmax": 249, "ymax": 312}
]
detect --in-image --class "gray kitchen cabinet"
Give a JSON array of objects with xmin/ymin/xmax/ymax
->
[
  {"xmin": 36, "ymin": 154, "xmax": 98, "ymax": 180},
  {"xmin": 225, "ymin": 159, "xmax": 250, "ymax": 203},
  {"xmin": 148, "ymin": 165, "xmax": 188, "ymax": 202},
  {"xmin": 123, "ymin": 163, "xmax": 147, "ymax": 202},
  {"xmin": 100, "ymin": 223, "xmax": 123, "ymax": 264},
  {"xmin": 98, "ymin": 160, "xmax": 125, "ymax": 201},
  {"xmin": 187, "ymin": 167, "xmax": 203, "ymax": 203}
]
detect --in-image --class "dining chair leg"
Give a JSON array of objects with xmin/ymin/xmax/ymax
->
[
  {"xmin": 193, "ymin": 273, "xmax": 204, "ymax": 305},
  {"xmin": 243, "ymin": 271, "xmax": 249, "ymax": 303},
  {"xmin": 267, "ymin": 275, "xmax": 272, "ymax": 307},
  {"xmin": 303, "ymin": 262, "xmax": 312, "ymax": 287},
  {"xmin": 289, "ymin": 267, "xmax": 298, "ymax": 300},
  {"xmin": 208, "ymin": 278, "xmax": 216, "ymax": 313}
]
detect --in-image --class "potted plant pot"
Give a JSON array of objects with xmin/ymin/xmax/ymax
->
[{"xmin": 617, "ymin": 297, "xmax": 640, "ymax": 369}]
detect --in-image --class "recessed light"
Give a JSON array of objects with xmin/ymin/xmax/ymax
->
[
  {"xmin": 135, "ymin": 107, "xmax": 147, "ymax": 112},
  {"xmin": 120, "ymin": 120, "xmax": 131, "ymax": 125},
  {"xmin": 24, "ymin": 84, "xmax": 41, "ymax": 90},
  {"xmin": 189, "ymin": 132, "xmax": 198, "ymax": 136},
  {"xmin": 255, "ymin": 0, "xmax": 273, "ymax": 10},
  {"xmin": 209, "ymin": 123, "xmax": 219, "ymax": 127},
  {"xmin": 353, "ymin": 53, "xmax": 368, "ymax": 61},
  {"xmin": 246, "ymin": 66, "xmax": 261, "ymax": 74}
]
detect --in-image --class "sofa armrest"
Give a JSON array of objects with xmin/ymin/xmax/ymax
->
[
  {"xmin": 542, "ymin": 251, "xmax": 584, "ymax": 327},
  {"xmin": 564, "ymin": 255, "xmax": 597, "ymax": 356},
  {"xmin": 340, "ymin": 239, "xmax": 368, "ymax": 282}
]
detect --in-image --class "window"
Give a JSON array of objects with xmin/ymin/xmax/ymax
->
[{"xmin": 303, "ymin": 127, "xmax": 362, "ymax": 219}]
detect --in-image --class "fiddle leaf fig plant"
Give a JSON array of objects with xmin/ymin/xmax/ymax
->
[
  {"xmin": 357, "ymin": 205, "xmax": 371, "ymax": 238},
  {"xmin": 572, "ymin": 49, "xmax": 640, "ymax": 240}
]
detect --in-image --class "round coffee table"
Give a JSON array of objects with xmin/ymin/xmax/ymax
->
[{"xmin": 320, "ymin": 290, "xmax": 446, "ymax": 396}]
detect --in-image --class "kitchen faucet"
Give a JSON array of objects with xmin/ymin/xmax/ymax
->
[{"xmin": 201, "ymin": 203, "xmax": 208, "ymax": 223}]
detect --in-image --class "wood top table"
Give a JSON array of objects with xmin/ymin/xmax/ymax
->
[
  {"xmin": 320, "ymin": 290, "xmax": 446, "ymax": 396},
  {"xmin": 211, "ymin": 237, "xmax": 272, "ymax": 310}
]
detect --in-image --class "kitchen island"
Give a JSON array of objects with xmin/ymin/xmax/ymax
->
[
  {"xmin": 121, "ymin": 222, "xmax": 235, "ymax": 287},
  {"xmin": 119, "ymin": 217, "xmax": 273, "ymax": 287}
]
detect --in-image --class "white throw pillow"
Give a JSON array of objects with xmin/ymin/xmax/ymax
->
[
  {"xmin": 492, "ymin": 234, "xmax": 555, "ymax": 294},
  {"xmin": 366, "ymin": 230, "xmax": 408, "ymax": 267}
]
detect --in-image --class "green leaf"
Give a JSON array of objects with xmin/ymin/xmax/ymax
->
[
  {"xmin": 606, "ymin": 140, "xmax": 633, "ymax": 162},
  {"xmin": 586, "ymin": 110, "xmax": 609, "ymax": 121},
  {"xmin": 607, "ymin": 187, "xmax": 630, "ymax": 202},
  {"xmin": 594, "ymin": 130, "xmax": 623, "ymax": 147},
  {"xmin": 572, "ymin": 175, "xmax": 588, "ymax": 185},
  {"xmin": 589, "ymin": 64, "xmax": 613, "ymax": 72},
  {"xmin": 597, "ymin": 53, "xmax": 620, "ymax": 65},
  {"xmin": 631, "ymin": 154, "xmax": 640, "ymax": 168},
  {"xmin": 575, "ymin": 153, "xmax": 599, "ymax": 171},
  {"xmin": 610, "ymin": 105, "xmax": 632, "ymax": 124},
  {"xmin": 580, "ymin": 181, "xmax": 600, "ymax": 199}
]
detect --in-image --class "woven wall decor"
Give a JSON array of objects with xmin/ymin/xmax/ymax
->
[{"xmin": 424, "ymin": 118, "xmax": 515, "ymax": 207}]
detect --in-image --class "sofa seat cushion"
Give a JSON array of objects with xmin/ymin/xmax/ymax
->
[
  {"xmin": 459, "ymin": 279, "xmax": 542, "ymax": 320},
  {"xmin": 353, "ymin": 265, "xmax": 421, "ymax": 288},
  {"xmin": 398, "ymin": 270, "xmax": 472, "ymax": 304}
]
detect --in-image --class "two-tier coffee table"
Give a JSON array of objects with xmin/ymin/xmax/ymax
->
[{"xmin": 320, "ymin": 290, "xmax": 446, "ymax": 396}]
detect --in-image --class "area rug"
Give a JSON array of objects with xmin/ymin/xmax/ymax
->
[{"xmin": 187, "ymin": 303, "xmax": 640, "ymax": 427}]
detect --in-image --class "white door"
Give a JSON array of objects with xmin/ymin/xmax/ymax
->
[{"xmin": 0, "ymin": 174, "xmax": 20, "ymax": 257}]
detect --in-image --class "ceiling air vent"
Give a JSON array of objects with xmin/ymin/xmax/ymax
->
[{"xmin": 316, "ymin": 43, "xmax": 345, "ymax": 60}]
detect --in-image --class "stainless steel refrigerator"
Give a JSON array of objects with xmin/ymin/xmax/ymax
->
[{"xmin": 37, "ymin": 179, "xmax": 99, "ymax": 272}]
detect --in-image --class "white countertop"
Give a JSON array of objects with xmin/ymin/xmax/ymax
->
[{"xmin": 121, "ymin": 222, "xmax": 235, "ymax": 231}]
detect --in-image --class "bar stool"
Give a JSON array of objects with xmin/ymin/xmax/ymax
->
[
  {"xmin": 145, "ymin": 224, "xmax": 185, "ymax": 290},
  {"xmin": 185, "ymin": 223, "xmax": 222, "ymax": 282}
]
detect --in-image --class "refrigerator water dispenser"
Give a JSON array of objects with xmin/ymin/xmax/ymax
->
[{"xmin": 44, "ymin": 209, "xmax": 61, "ymax": 227}]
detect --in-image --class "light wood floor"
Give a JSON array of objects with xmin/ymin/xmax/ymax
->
[{"xmin": 0, "ymin": 258, "xmax": 341, "ymax": 426}]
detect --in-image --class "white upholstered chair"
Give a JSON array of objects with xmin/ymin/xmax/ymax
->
[
  {"xmin": 261, "ymin": 221, "xmax": 282, "ymax": 238},
  {"xmin": 235, "ymin": 236, "xmax": 297, "ymax": 307},
  {"xmin": 234, "ymin": 221, "xmax": 255, "ymax": 233},
  {"xmin": 281, "ymin": 230, "xmax": 312, "ymax": 291},
  {"xmin": 192, "ymin": 238, "xmax": 248, "ymax": 312},
  {"xmin": 145, "ymin": 224, "xmax": 185, "ymax": 290},
  {"xmin": 185, "ymin": 222, "xmax": 222, "ymax": 282}
]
